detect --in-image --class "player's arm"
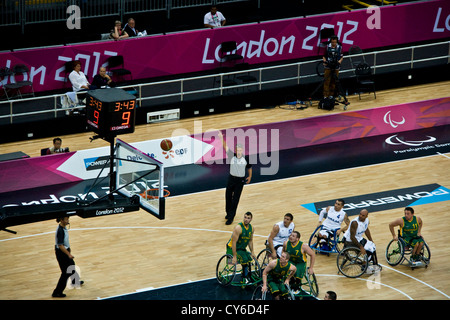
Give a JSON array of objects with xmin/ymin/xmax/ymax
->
[
  {"xmin": 339, "ymin": 213, "xmax": 350, "ymax": 235},
  {"xmin": 268, "ymin": 224, "xmax": 279, "ymax": 259},
  {"xmin": 231, "ymin": 224, "xmax": 242, "ymax": 264},
  {"xmin": 248, "ymin": 226, "xmax": 255, "ymax": 258},
  {"xmin": 282, "ymin": 240, "xmax": 288, "ymax": 255},
  {"xmin": 365, "ymin": 227, "xmax": 374, "ymax": 242},
  {"xmin": 349, "ymin": 221, "xmax": 365, "ymax": 254},
  {"xmin": 417, "ymin": 216, "xmax": 423, "ymax": 237},
  {"xmin": 285, "ymin": 264, "xmax": 297, "ymax": 285},
  {"xmin": 262, "ymin": 259, "xmax": 276, "ymax": 292},
  {"xmin": 389, "ymin": 217, "xmax": 404, "ymax": 240},
  {"xmin": 303, "ymin": 244, "xmax": 316, "ymax": 274},
  {"xmin": 316, "ymin": 206, "xmax": 330, "ymax": 227}
]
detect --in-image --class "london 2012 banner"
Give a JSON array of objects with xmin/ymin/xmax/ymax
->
[{"xmin": 0, "ymin": 0, "xmax": 449, "ymax": 93}]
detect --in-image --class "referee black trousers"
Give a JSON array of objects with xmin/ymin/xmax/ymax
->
[
  {"xmin": 225, "ymin": 175, "xmax": 245, "ymax": 221},
  {"xmin": 53, "ymin": 248, "xmax": 77, "ymax": 295}
]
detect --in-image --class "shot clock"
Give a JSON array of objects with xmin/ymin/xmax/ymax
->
[{"xmin": 86, "ymin": 88, "xmax": 137, "ymax": 137}]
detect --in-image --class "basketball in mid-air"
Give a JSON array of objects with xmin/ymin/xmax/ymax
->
[{"xmin": 160, "ymin": 139, "xmax": 173, "ymax": 151}]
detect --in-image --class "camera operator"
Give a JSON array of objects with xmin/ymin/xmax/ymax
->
[
  {"xmin": 46, "ymin": 137, "xmax": 70, "ymax": 155},
  {"xmin": 322, "ymin": 35, "xmax": 344, "ymax": 99}
]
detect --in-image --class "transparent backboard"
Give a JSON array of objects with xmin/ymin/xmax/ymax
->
[{"xmin": 115, "ymin": 138, "xmax": 165, "ymax": 220}]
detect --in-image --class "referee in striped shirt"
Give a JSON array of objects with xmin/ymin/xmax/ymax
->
[{"xmin": 218, "ymin": 131, "xmax": 252, "ymax": 225}]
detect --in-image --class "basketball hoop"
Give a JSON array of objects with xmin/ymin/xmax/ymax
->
[{"xmin": 140, "ymin": 188, "xmax": 170, "ymax": 200}]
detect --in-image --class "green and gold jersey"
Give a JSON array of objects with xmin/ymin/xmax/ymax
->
[
  {"xmin": 269, "ymin": 259, "xmax": 292, "ymax": 280},
  {"xmin": 401, "ymin": 216, "xmax": 419, "ymax": 238},
  {"xmin": 227, "ymin": 222, "xmax": 253, "ymax": 250},
  {"xmin": 286, "ymin": 240, "xmax": 306, "ymax": 264}
]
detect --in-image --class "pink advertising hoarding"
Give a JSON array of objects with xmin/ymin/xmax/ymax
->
[
  {"xmin": 0, "ymin": 0, "xmax": 449, "ymax": 93},
  {"xmin": 0, "ymin": 97, "xmax": 449, "ymax": 194}
]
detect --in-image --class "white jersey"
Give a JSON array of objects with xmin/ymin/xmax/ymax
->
[
  {"xmin": 269, "ymin": 221, "xmax": 295, "ymax": 246},
  {"xmin": 344, "ymin": 217, "xmax": 369, "ymax": 242},
  {"xmin": 320, "ymin": 207, "xmax": 346, "ymax": 231}
]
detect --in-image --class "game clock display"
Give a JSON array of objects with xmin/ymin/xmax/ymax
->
[{"xmin": 86, "ymin": 88, "xmax": 137, "ymax": 137}]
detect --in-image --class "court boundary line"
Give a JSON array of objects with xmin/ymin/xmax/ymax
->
[
  {"xmin": 314, "ymin": 274, "xmax": 414, "ymax": 300},
  {"xmin": 2, "ymin": 226, "xmax": 448, "ymax": 299}
]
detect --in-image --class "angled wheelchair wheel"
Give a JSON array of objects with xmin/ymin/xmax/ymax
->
[
  {"xmin": 420, "ymin": 241, "xmax": 431, "ymax": 266},
  {"xmin": 243, "ymin": 255, "xmax": 263, "ymax": 286},
  {"xmin": 216, "ymin": 254, "xmax": 237, "ymax": 286},
  {"xmin": 335, "ymin": 235, "xmax": 345, "ymax": 253},
  {"xmin": 304, "ymin": 268, "xmax": 319, "ymax": 297},
  {"xmin": 337, "ymin": 246, "xmax": 368, "ymax": 278},
  {"xmin": 257, "ymin": 248, "xmax": 272, "ymax": 270},
  {"xmin": 284, "ymin": 283, "xmax": 296, "ymax": 300},
  {"xmin": 385, "ymin": 239, "xmax": 404, "ymax": 266},
  {"xmin": 308, "ymin": 226, "xmax": 321, "ymax": 250},
  {"xmin": 252, "ymin": 284, "xmax": 272, "ymax": 300}
]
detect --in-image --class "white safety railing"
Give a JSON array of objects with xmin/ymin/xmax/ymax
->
[{"xmin": 0, "ymin": 40, "xmax": 449, "ymax": 125}]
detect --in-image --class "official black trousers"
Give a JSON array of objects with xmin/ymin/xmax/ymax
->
[
  {"xmin": 225, "ymin": 175, "xmax": 245, "ymax": 221},
  {"xmin": 53, "ymin": 248, "xmax": 76, "ymax": 295}
]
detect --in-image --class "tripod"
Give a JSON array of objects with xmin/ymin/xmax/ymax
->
[{"xmin": 308, "ymin": 62, "xmax": 350, "ymax": 110}]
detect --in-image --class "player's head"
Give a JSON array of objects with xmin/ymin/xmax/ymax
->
[
  {"xmin": 358, "ymin": 209, "xmax": 369, "ymax": 222},
  {"xmin": 404, "ymin": 207, "xmax": 414, "ymax": 220},
  {"xmin": 280, "ymin": 251, "xmax": 290, "ymax": 264},
  {"xmin": 334, "ymin": 199, "xmax": 345, "ymax": 211},
  {"xmin": 243, "ymin": 211, "xmax": 253, "ymax": 225},
  {"xmin": 283, "ymin": 213, "xmax": 293, "ymax": 226},
  {"xmin": 289, "ymin": 231, "xmax": 300, "ymax": 242}
]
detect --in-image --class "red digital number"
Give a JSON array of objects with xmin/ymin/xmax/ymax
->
[
  {"xmin": 93, "ymin": 110, "xmax": 100, "ymax": 124},
  {"xmin": 122, "ymin": 111, "xmax": 131, "ymax": 125}
]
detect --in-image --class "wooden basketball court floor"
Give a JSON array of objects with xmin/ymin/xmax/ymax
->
[{"xmin": 0, "ymin": 81, "xmax": 449, "ymax": 301}]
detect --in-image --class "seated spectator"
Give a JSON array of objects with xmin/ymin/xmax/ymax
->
[
  {"xmin": 68, "ymin": 60, "xmax": 95, "ymax": 92},
  {"xmin": 47, "ymin": 138, "xmax": 70, "ymax": 155},
  {"xmin": 92, "ymin": 67, "xmax": 115, "ymax": 88},
  {"xmin": 110, "ymin": 20, "xmax": 129, "ymax": 40},
  {"xmin": 124, "ymin": 18, "xmax": 138, "ymax": 37},
  {"xmin": 204, "ymin": 6, "xmax": 226, "ymax": 29}
]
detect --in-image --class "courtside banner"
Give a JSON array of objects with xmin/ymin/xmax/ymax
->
[
  {"xmin": 198, "ymin": 97, "xmax": 450, "ymax": 163},
  {"xmin": 301, "ymin": 184, "xmax": 450, "ymax": 216},
  {"xmin": 0, "ymin": 97, "xmax": 449, "ymax": 194},
  {"xmin": 0, "ymin": 0, "xmax": 448, "ymax": 93}
]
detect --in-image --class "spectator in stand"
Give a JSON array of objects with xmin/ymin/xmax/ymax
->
[
  {"xmin": 92, "ymin": 67, "xmax": 115, "ymax": 89},
  {"xmin": 110, "ymin": 20, "xmax": 129, "ymax": 41},
  {"xmin": 204, "ymin": 6, "xmax": 226, "ymax": 29},
  {"xmin": 68, "ymin": 60, "xmax": 94, "ymax": 92},
  {"xmin": 124, "ymin": 18, "xmax": 138, "ymax": 37}
]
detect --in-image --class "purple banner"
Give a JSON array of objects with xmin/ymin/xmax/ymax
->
[
  {"xmin": 0, "ymin": 0, "xmax": 449, "ymax": 93},
  {"xmin": 198, "ymin": 97, "xmax": 450, "ymax": 163},
  {"xmin": 1, "ymin": 96, "xmax": 449, "ymax": 195}
]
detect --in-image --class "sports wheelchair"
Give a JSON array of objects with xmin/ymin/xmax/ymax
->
[
  {"xmin": 251, "ymin": 270, "xmax": 318, "ymax": 301},
  {"xmin": 308, "ymin": 225, "xmax": 345, "ymax": 255},
  {"xmin": 216, "ymin": 253, "xmax": 262, "ymax": 287},
  {"xmin": 385, "ymin": 232, "xmax": 430, "ymax": 270},
  {"xmin": 336, "ymin": 242, "xmax": 381, "ymax": 278},
  {"xmin": 256, "ymin": 244, "xmax": 319, "ymax": 299}
]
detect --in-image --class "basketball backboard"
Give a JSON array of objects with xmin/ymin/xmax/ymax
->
[{"xmin": 115, "ymin": 139, "xmax": 165, "ymax": 220}]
